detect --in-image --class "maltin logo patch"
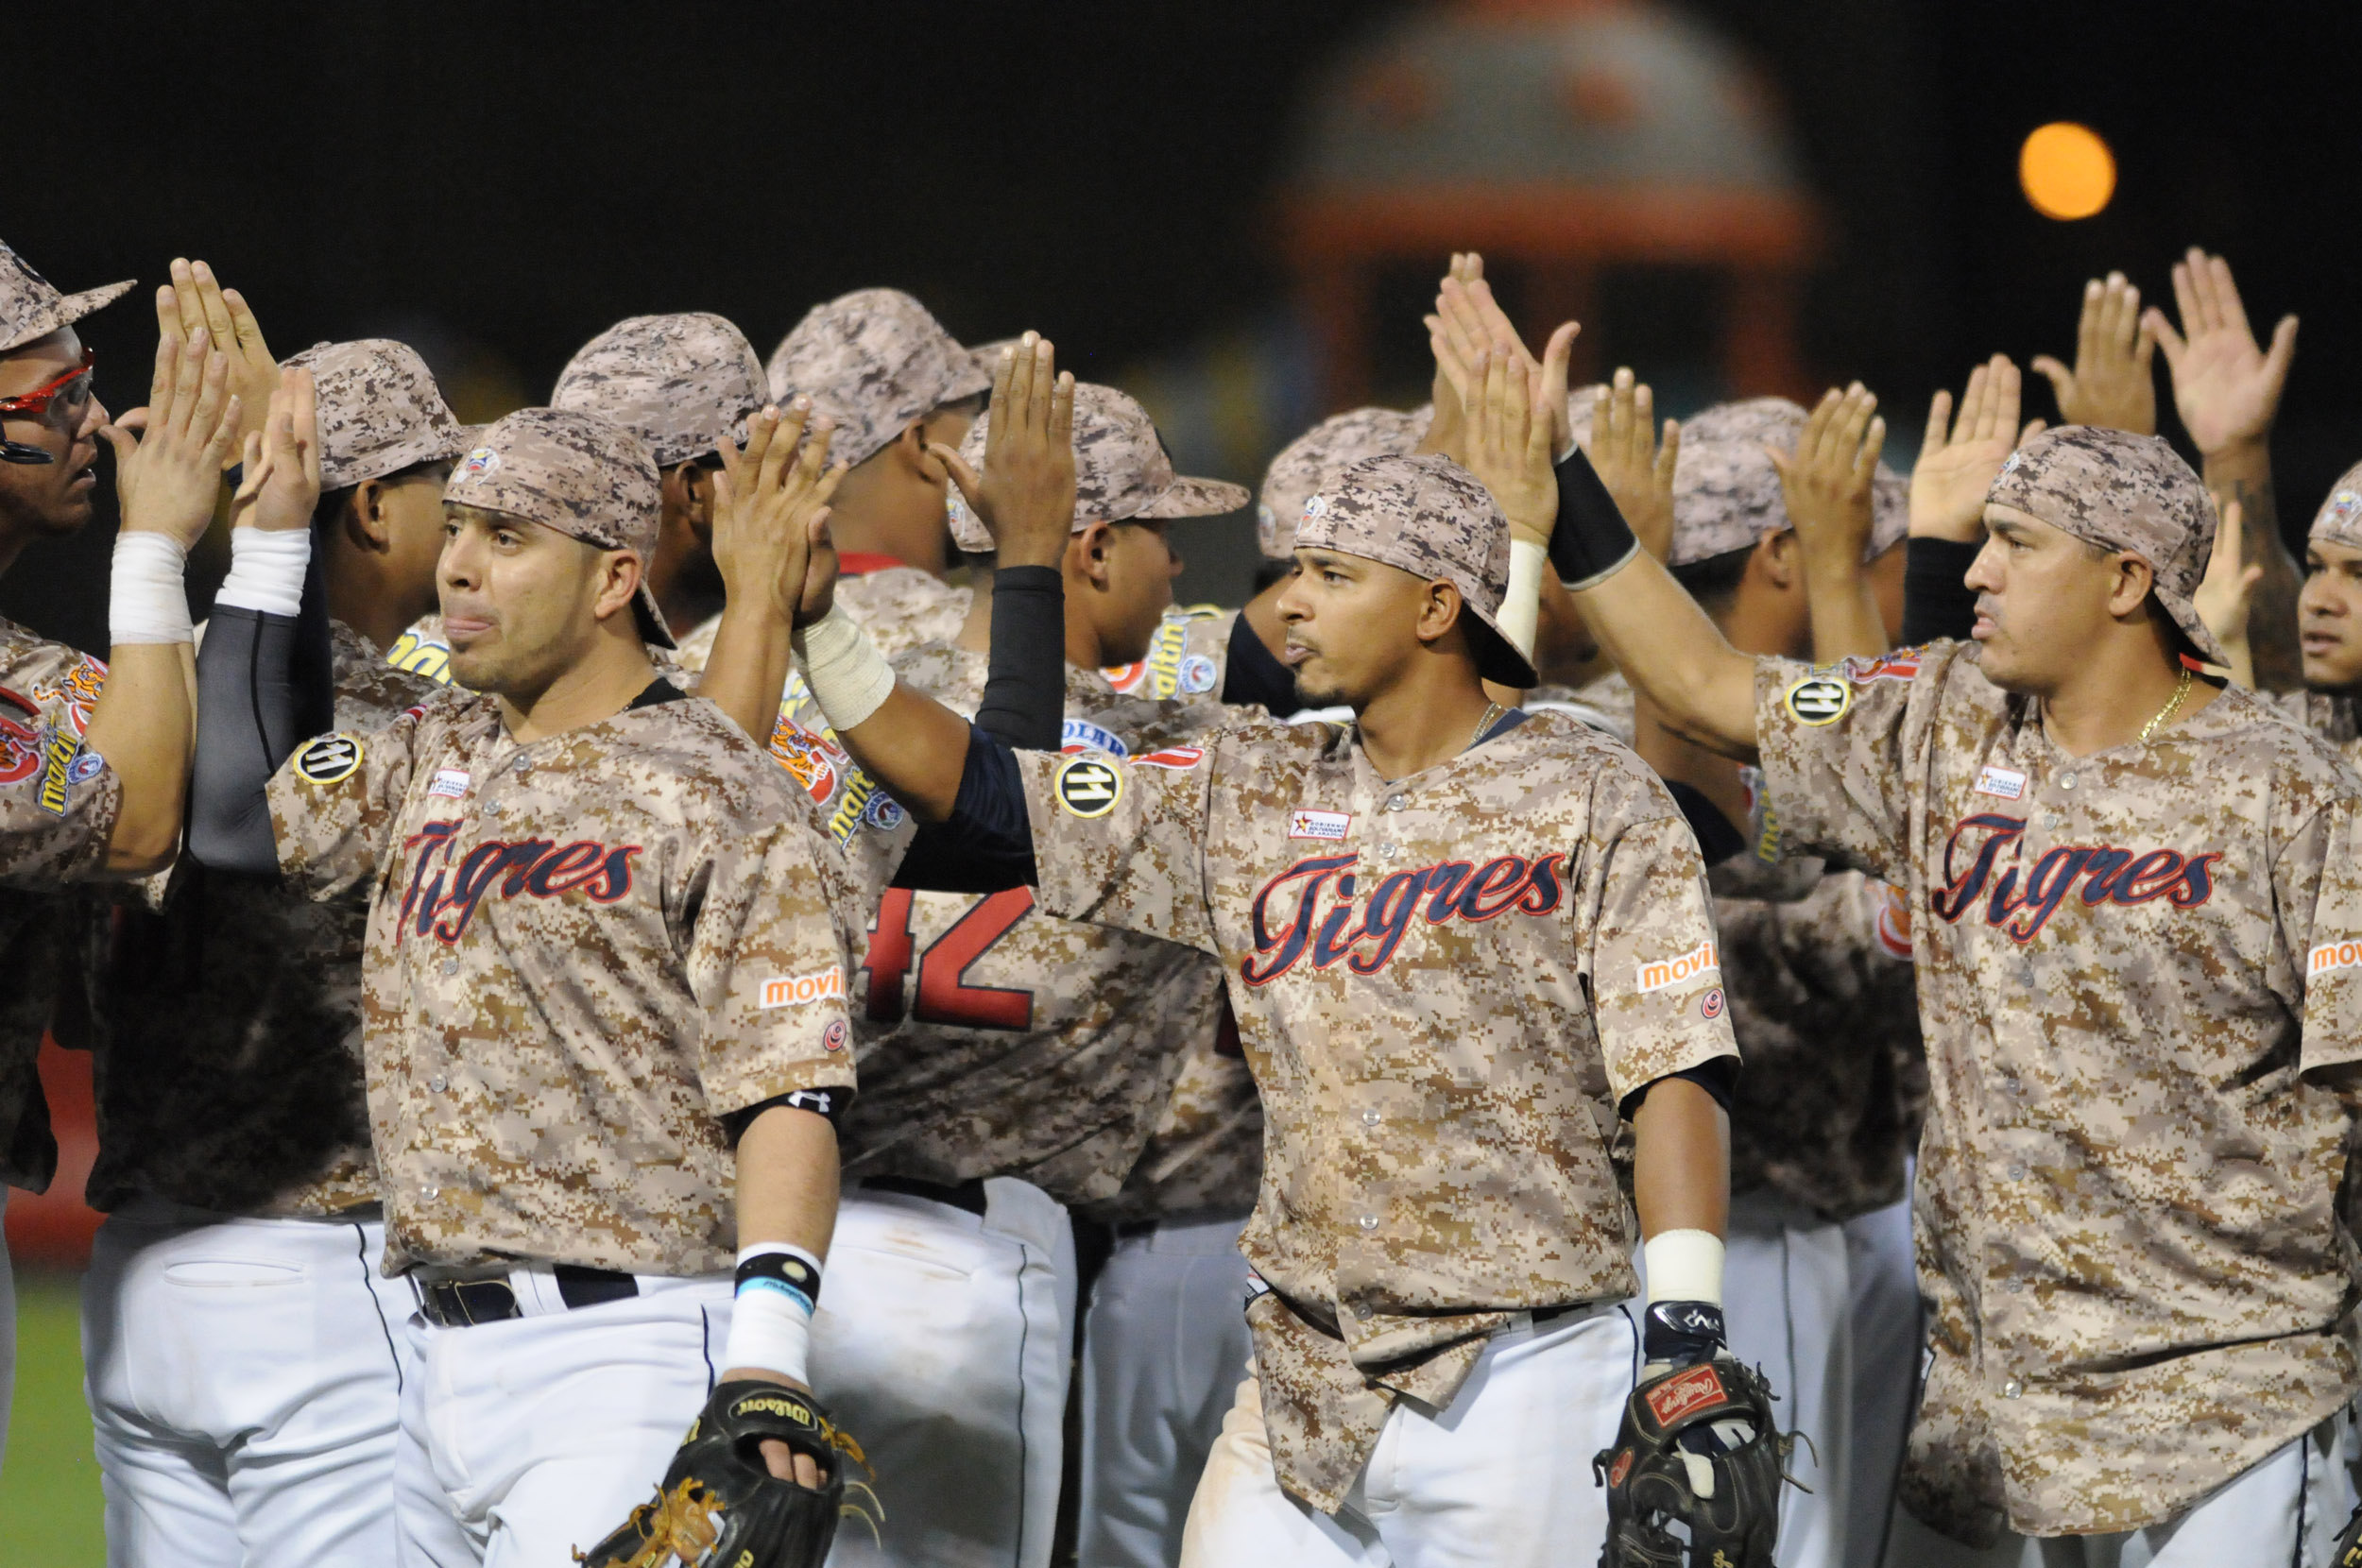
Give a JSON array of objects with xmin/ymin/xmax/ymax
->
[
  {"xmin": 1288, "ymin": 809, "xmax": 1352, "ymax": 841},
  {"xmin": 293, "ymin": 735, "xmax": 363, "ymax": 786},
  {"xmin": 1054, "ymin": 756, "xmax": 1123, "ymax": 818}
]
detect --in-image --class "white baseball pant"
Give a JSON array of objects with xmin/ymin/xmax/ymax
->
[
  {"xmin": 1881, "ymin": 1411, "xmax": 2353, "ymax": 1566},
  {"xmin": 80, "ymin": 1202, "xmax": 415, "ymax": 1568},
  {"xmin": 811, "ymin": 1177, "xmax": 1077, "ymax": 1568},
  {"xmin": 1176, "ymin": 1302, "xmax": 1637, "ymax": 1567},
  {"xmin": 394, "ymin": 1270, "xmax": 733, "ymax": 1568},
  {"xmin": 1077, "ymin": 1212, "xmax": 1255, "ymax": 1568},
  {"xmin": 1722, "ymin": 1189, "xmax": 1852, "ymax": 1568},
  {"xmin": 1842, "ymin": 1192, "xmax": 1919, "ymax": 1568}
]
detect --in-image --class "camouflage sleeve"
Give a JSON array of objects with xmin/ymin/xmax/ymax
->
[
  {"xmin": 265, "ymin": 711, "xmax": 422, "ymax": 903},
  {"xmin": 1580, "ymin": 761, "xmax": 1742, "ymax": 1106},
  {"xmin": 1015, "ymin": 741, "xmax": 1218, "ymax": 955},
  {"xmin": 684, "ymin": 809, "xmax": 861, "ymax": 1113},
  {"xmin": 1753, "ymin": 645, "xmax": 1946, "ymax": 882},
  {"xmin": 2274, "ymin": 796, "xmax": 2362, "ymax": 1079}
]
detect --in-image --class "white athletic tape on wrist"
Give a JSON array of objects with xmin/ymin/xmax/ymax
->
[
  {"xmin": 214, "ymin": 527, "xmax": 313, "ymax": 618},
  {"xmin": 109, "ymin": 532, "xmax": 194, "ymax": 646},
  {"xmin": 792, "ymin": 605, "xmax": 896, "ymax": 731},
  {"xmin": 723, "ymin": 1283, "xmax": 813, "ymax": 1385},
  {"xmin": 1643, "ymin": 1228, "xmax": 1725, "ymax": 1308},
  {"xmin": 1501, "ymin": 537, "xmax": 1547, "ymax": 660}
]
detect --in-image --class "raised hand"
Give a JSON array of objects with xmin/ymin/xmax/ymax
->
[
  {"xmin": 1909, "ymin": 356, "xmax": 2038, "ymax": 543},
  {"xmin": 1429, "ymin": 251, "xmax": 1579, "ymax": 457},
  {"xmin": 1588, "ymin": 367, "xmax": 1679, "ymax": 561},
  {"xmin": 1769, "ymin": 383, "xmax": 1886, "ymax": 567},
  {"xmin": 2194, "ymin": 499, "xmax": 2262, "ymax": 688},
  {"xmin": 928, "ymin": 332, "xmax": 1076, "ymax": 571},
  {"xmin": 2144, "ymin": 248, "xmax": 2297, "ymax": 457},
  {"xmin": 2030, "ymin": 272, "xmax": 2157, "ymax": 435},
  {"xmin": 714, "ymin": 399, "xmax": 847, "ymax": 627},
  {"xmin": 162, "ymin": 259, "xmax": 279, "ymax": 465},
  {"xmin": 228, "ymin": 368, "xmax": 320, "ymax": 534},
  {"xmin": 1462, "ymin": 342, "xmax": 1558, "ymax": 544},
  {"xmin": 1416, "ymin": 253, "xmax": 1480, "ymax": 465},
  {"xmin": 102, "ymin": 322, "xmax": 240, "ymax": 550}
]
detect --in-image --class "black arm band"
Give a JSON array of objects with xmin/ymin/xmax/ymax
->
[
  {"xmin": 1223, "ymin": 611, "xmax": 1300, "ymax": 712},
  {"xmin": 188, "ymin": 605, "xmax": 313, "ymax": 875},
  {"xmin": 973, "ymin": 565, "xmax": 1067, "ymax": 751},
  {"xmin": 892, "ymin": 733, "xmax": 1038, "ymax": 893},
  {"xmin": 1664, "ymin": 780, "xmax": 1745, "ymax": 867},
  {"xmin": 1548, "ymin": 445, "xmax": 1640, "ymax": 590},
  {"xmin": 1902, "ymin": 537, "xmax": 1983, "ymax": 646},
  {"xmin": 721, "ymin": 1085, "xmax": 852, "ymax": 1144},
  {"xmin": 1619, "ymin": 1057, "xmax": 1738, "ymax": 1120}
]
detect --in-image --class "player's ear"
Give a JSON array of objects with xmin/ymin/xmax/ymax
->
[
  {"xmin": 593, "ymin": 546, "xmax": 646, "ymax": 626},
  {"xmin": 1075, "ymin": 520, "xmax": 1116, "ymax": 588},
  {"xmin": 1756, "ymin": 528, "xmax": 1800, "ymax": 590},
  {"xmin": 1413, "ymin": 577, "xmax": 1463, "ymax": 647},
  {"xmin": 346, "ymin": 481, "xmax": 389, "ymax": 554},
  {"xmin": 2106, "ymin": 551, "xmax": 2154, "ymax": 621}
]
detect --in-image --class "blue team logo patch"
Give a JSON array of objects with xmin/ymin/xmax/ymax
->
[
  {"xmin": 1179, "ymin": 654, "xmax": 1218, "ymax": 694},
  {"xmin": 1060, "ymin": 719, "xmax": 1128, "ymax": 758},
  {"xmin": 64, "ymin": 749, "xmax": 104, "ymax": 786},
  {"xmin": 863, "ymin": 792, "xmax": 906, "ymax": 832}
]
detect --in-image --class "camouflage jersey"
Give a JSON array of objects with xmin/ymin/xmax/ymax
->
[
  {"xmin": 2267, "ymin": 687, "xmax": 2361, "ymax": 759},
  {"xmin": 1717, "ymin": 870, "xmax": 1925, "ymax": 1220},
  {"xmin": 1755, "ymin": 639, "xmax": 2362, "ymax": 1543},
  {"xmin": 83, "ymin": 622, "xmax": 438, "ymax": 1216},
  {"xmin": 1013, "ymin": 709, "xmax": 1737, "ymax": 1510},
  {"xmin": 0, "ymin": 620, "xmax": 116, "ymax": 1189},
  {"xmin": 265, "ymin": 684, "xmax": 862, "ymax": 1278}
]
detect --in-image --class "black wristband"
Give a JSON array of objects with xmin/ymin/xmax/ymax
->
[
  {"xmin": 1548, "ymin": 445, "xmax": 1640, "ymax": 589},
  {"xmin": 975, "ymin": 565, "xmax": 1067, "ymax": 752},
  {"xmin": 1642, "ymin": 1300, "xmax": 1727, "ymax": 1368},
  {"xmin": 1902, "ymin": 537, "xmax": 1983, "ymax": 646},
  {"xmin": 735, "ymin": 1249, "xmax": 822, "ymax": 1312}
]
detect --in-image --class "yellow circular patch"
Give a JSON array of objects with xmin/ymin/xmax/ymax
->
[
  {"xmin": 293, "ymin": 734, "xmax": 364, "ymax": 785},
  {"xmin": 1783, "ymin": 675, "xmax": 1853, "ymax": 727},
  {"xmin": 1053, "ymin": 756, "xmax": 1123, "ymax": 819}
]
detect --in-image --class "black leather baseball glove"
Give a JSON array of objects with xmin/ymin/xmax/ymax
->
[{"xmin": 1595, "ymin": 1355, "xmax": 1789, "ymax": 1568}]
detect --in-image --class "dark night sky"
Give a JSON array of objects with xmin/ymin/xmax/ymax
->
[{"xmin": 9, "ymin": 0, "xmax": 2362, "ymax": 652}]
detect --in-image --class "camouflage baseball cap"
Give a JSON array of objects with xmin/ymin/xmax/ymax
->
[
  {"xmin": 445, "ymin": 407, "xmax": 674, "ymax": 647},
  {"xmin": 765, "ymin": 288, "xmax": 990, "ymax": 469},
  {"xmin": 551, "ymin": 313, "xmax": 765, "ymax": 469},
  {"xmin": 2311, "ymin": 460, "xmax": 2362, "ymax": 552},
  {"xmin": 946, "ymin": 382, "xmax": 1248, "ymax": 553},
  {"xmin": 1987, "ymin": 424, "xmax": 2224, "ymax": 665},
  {"xmin": 281, "ymin": 340, "xmax": 466, "ymax": 491},
  {"xmin": 0, "ymin": 239, "xmax": 132, "ymax": 356},
  {"xmin": 1258, "ymin": 405, "xmax": 1433, "ymax": 558},
  {"xmin": 1666, "ymin": 398, "xmax": 1908, "ymax": 568},
  {"xmin": 1295, "ymin": 452, "xmax": 1536, "ymax": 688}
]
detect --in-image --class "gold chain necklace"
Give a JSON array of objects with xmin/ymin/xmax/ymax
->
[
  {"xmin": 1465, "ymin": 700, "xmax": 1505, "ymax": 754},
  {"xmin": 2137, "ymin": 667, "xmax": 2195, "ymax": 745}
]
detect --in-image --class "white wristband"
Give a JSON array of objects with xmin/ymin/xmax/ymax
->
[
  {"xmin": 1642, "ymin": 1228, "xmax": 1725, "ymax": 1307},
  {"xmin": 792, "ymin": 605, "xmax": 896, "ymax": 731},
  {"xmin": 726, "ymin": 1242, "xmax": 824, "ymax": 1383},
  {"xmin": 1499, "ymin": 537, "xmax": 1547, "ymax": 662},
  {"xmin": 109, "ymin": 532, "xmax": 194, "ymax": 646},
  {"xmin": 214, "ymin": 527, "xmax": 313, "ymax": 618}
]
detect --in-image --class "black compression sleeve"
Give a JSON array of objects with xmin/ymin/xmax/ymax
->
[
  {"xmin": 973, "ymin": 565, "xmax": 1066, "ymax": 751},
  {"xmin": 1663, "ymin": 780, "xmax": 1745, "ymax": 867},
  {"xmin": 188, "ymin": 606, "xmax": 309, "ymax": 875},
  {"xmin": 1548, "ymin": 445, "xmax": 1640, "ymax": 589},
  {"xmin": 891, "ymin": 732, "xmax": 1038, "ymax": 893},
  {"xmin": 1222, "ymin": 612, "xmax": 1299, "ymax": 712},
  {"xmin": 1618, "ymin": 1057, "xmax": 1738, "ymax": 1120},
  {"xmin": 1902, "ymin": 537, "xmax": 1982, "ymax": 645}
]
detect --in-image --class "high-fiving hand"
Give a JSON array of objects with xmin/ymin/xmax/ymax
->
[
  {"xmin": 160, "ymin": 258, "xmax": 279, "ymax": 467},
  {"xmin": 1426, "ymin": 251, "xmax": 1578, "ymax": 463},
  {"xmin": 930, "ymin": 332, "xmax": 1076, "ymax": 572},
  {"xmin": 1769, "ymin": 383, "xmax": 1886, "ymax": 567},
  {"xmin": 713, "ymin": 399, "xmax": 847, "ymax": 629},
  {"xmin": 1588, "ymin": 368, "xmax": 1678, "ymax": 562},
  {"xmin": 2143, "ymin": 248, "xmax": 2297, "ymax": 457},
  {"xmin": 2030, "ymin": 271, "xmax": 2157, "ymax": 435},
  {"xmin": 1909, "ymin": 355, "xmax": 2043, "ymax": 543},
  {"xmin": 101, "ymin": 319, "xmax": 241, "ymax": 550},
  {"xmin": 228, "ymin": 369, "xmax": 320, "ymax": 534},
  {"xmin": 1460, "ymin": 341, "xmax": 1559, "ymax": 544}
]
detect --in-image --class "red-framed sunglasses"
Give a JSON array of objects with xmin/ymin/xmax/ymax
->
[{"xmin": 0, "ymin": 347, "xmax": 95, "ymax": 420}]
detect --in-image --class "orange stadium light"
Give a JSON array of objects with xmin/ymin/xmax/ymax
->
[{"xmin": 2019, "ymin": 122, "xmax": 2115, "ymax": 221}]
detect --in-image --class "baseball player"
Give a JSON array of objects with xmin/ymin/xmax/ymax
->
[
  {"xmin": 1564, "ymin": 390, "xmax": 2362, "ymax": 1562},
  {"xmin": 693, "ymin": 345, "xmax": 1257, "ymax": 1567},
  {"xmin": 755, "ymin": 335, "xmax": 1764, "ymax": 1564},
  {"xmin": 0, "ymin": 241, "xmax": 258, "ymax": 1467},
  {"xmin": 180, "ymin": 399, "xmax": 866, "ymax": 1567}
]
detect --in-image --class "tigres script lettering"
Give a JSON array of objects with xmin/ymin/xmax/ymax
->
[
  {"xmin": 398, "ymin": 819, "xmax": 641, "ymax": 945},
  {"xmin": 1929, "ymin": 812, "xmax": 2218, "ymax": 944},
  {"xmin": 1241, "ymin": 851, "xmax": 1566, "ymax": 986}
]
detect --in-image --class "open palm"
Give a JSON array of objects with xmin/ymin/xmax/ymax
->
[{"xmin": 2144, "ymin": 249, "xmax": 2296, "ymax": 456}]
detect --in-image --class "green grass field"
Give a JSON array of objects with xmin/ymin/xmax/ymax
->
[{"xmin": 1, "ymin": 1270, "xmax": 105, "ymax": 1565}]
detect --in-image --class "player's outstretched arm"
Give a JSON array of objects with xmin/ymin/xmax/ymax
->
[
  {"xmin": 794, "ymin": 334, "xmax": 1079, "ymax": 821},
  {"xmin": 1770, "ymin": 382, "xmax": 1891, "ymax": 664},
  {"xmin": 700, "ymin": 399, "xmax": 845, "ymax": 746},
  {"xmin": 724, "ymin": 1104, "xmax": 842, "ymax": 1484},
  {"xmin": 82, "ymin": 315, "xmax": 245, "ymax": 874}
]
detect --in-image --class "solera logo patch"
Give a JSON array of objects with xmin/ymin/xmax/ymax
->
[
  {"xmin": 1288, "ymin": 809, "xmax": 1352, "ymax": 841},
  {"xmin": 761, "ymin": 968, "xmax": 846, "ymax": 1010},
  {"xmin": 1636, "ymin": 941, "xmax": 1720, "ymax": 995}
]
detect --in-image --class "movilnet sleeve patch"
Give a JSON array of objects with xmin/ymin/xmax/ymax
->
[
  {"xmin": 759, "ymin": 967, "xmax": 845, "ymax": 1010},
  {"xmin": 1053, "ymin": 755, "xmax": 1124, "ymax": 818},
  {"xmin": 292, "ymin": 734, "xmax": 365, "ymax": 786},
  {"xmin": 1783, "ymin": 675, "xmax": 1853, "ymax": 726}
]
